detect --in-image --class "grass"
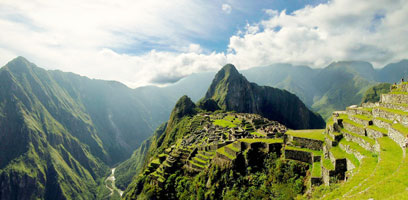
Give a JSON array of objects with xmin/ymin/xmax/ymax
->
[
  {"xmin": 341, "ymin": 128, "xmax": 376, "ymax": 145},
  {"xmin": 379, "ymin": 107, "xmax": 408, "ymax": 116},
  {"xmin": 225, "ymin": 143, "xmax": 240, "ymax": 152},
  {"xmin": 352, "ymin": 114, "xmax": 373, "ymax": 121},
  {"xmin": 239, "ymin": 138, "xmax": 283, "ymax": 144},
  {"xmin": 330, "ymin": 146, "xmax": 360, "ymax": 167},
  {"xmin": 367, "ymin": 125, "xmax": 388, "ymax": 135},
  {"xmin": 285, "ymin": 129, "xmax": 325, "ymax": 141},
  {"xmin": 322, "ymin": 158, "xmax": 334, "ymax": 171},
  {"xmin": 341, "ymin": 137, "xmax": 403, "ymax": 199},
  {"xmin": 339, "ymin": 139, "xmax": 372, "ymax": 157},
  {"xmin": 216, "ymin": 147, "xmax": 235, "ymax": 160},
  {"xmin": 392, "ymin": 123, "xmax": 408, "ymax": 137},
  {"xmin": 189, "ymin": 160, "xmax": 205, "ymax": 169},
  {"xmin": 285, "ymin": 146, "xmax": 322, "ymax": 156},
  {"xmin": 250, "ymin": 131, "xmax": 264, "ymax": 137},
  {"xmin": 193, "ymin": 157, "xmax": 207, "ymax": 165},
  {"xmin": 350, "ymin": 149, "xmax": 408, "ymax": 199},
  {"xmin": 312, "ymin": 162, "xmax": 322, "ymax": 177},
  {"xmin": 342, "ymin": 118, "xmax": 365, "ymax": 129},
  {"xmin": 375, "ymin": 117, "xmax": 393, "ymax": 124},
  {"xmin": 213, "ymin": 119, "xmax": 236, "ymax": 128}
]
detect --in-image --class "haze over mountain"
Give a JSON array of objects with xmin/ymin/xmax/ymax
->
[{"xmin": 0, "ymin": 57, "xmax": 167, "ymax": 199}]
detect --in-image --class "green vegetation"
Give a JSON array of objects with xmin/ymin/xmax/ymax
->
[
  {"xmin": 311, "ymin": 162, "xmax": 322, "ymax": 177},
  {"xmin": 239, "ymin": 138, "xmax": 283, "ymax": 144},
  {"xmin": 361, "ymin": 83, "xmax": 391, "ymax": 104},
  {"xmin": 375, "ymin": 117, "xmax": 393, "ymax": 124},
  {"xmin": 285, "ymin": 129, "xmax": 325, "ymax": 141},
  {"xmin": 216, "ymin": 147, "xmax": 236, "ymax": 160},
  {"xmin": 213, "ymin": 119, "xmax": 237, "ymax": 128},
  {"xmin": 392, "ymin": 123, "xmax": 408, "ymax": 137},
  {"xmin": 330, "ymin": 146, "xmax": 359, "ymax": 167},
  {"xmin": 340, "ymin": 128, "xmax": 376, "ymax": 145},
  {"xmin": 367, "ymin": 125, "xmax": 388, "ymax": 135},
  {"xmin": 352, "ymin": 114, "xmax": 372, "ymax": 121},
  {"xmin": 250, "ymin": 131, "xmax": 264, "ymax": 137},
  {"xmin": 379, "ymin": 107, "xmax": 408, "ymax": 116},
  {"xmin": 322, "ymin": 158, "xmax": 334, "ymax": 170}
]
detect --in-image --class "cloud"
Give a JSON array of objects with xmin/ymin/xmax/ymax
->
[
  {"xmin": 222, "ymin": 4, "xmax": 232, "ymax": 14},
  {"xmin": 0, "ymin": 0, "xmax": 407, "ymax": 88},
  {"xmin": 227, "ymin": 0, "xmax": 408, "ymax": 69}
]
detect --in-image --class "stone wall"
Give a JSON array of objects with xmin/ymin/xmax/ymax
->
[
  {"xmin": 267, "ymin": 143, "xmax": 282, "ymax": 156},
  {"xmin": 292, "ymin": 137, "xmax": 324, "ymax": 151},
  {"xmin": 224, "ymin": 146, "xmax": 239, "ymax": 157},
  {"xmin": 349, "ymin": 116, "xmax": 372, "ymax": 126},
  {"xmin": 381, "ymin": 94, "xmax": 408, "ymax": 104},
  {"xmin": 388, "ymin": 127, "xmax": 407, "ymax": 148},
  {"xmin": 373, "ymin": 118, "xmax": 391, "ymax": 129},
  {"xmin": 382, "ymin": 103, "xmax": 408, "ymax": 113},
  {"xmin": 339, "ymin": 142, "xmax": 364, "ymax": 162},
  {"xmin": 284, "ymin": 149, "xmax": 313, "ymax": 164},
  {"xmin": 373, "ymin": 108, "xmax": 408, "ymax": 127},
  {"xmin": 366, "ymin": 128, "xmax": 384, "ymax": 139},
  {"xmin": 342, "ymin": 131, "xmax": 378, "ymax": 152},
  {"xmin": 343, "ymin": 122, "xmax": 365, "ymax": 136}
]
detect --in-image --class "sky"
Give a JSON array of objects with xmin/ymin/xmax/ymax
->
[{"xmin": 0, "ymin": 0, "xmax": 408, "ymax": 87}]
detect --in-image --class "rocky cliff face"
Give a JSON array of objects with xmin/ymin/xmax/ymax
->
[{"xmin": 204, "ymin": 64, "xmax": 325, "ymax": 129}]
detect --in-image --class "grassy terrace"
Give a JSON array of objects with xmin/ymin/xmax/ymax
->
[
  {"xmin": 239, "ymin": 138, "xmax": 283, "ymax": 144},
  {"xmin": 379, "ymin": 107, "xmax": 408, "ymax": 116},
  {"xmin": 216, "ymin": 147, "xmax": 235, "ymax": 160},
  {"xmin": 343, "ymin": 137, "xmax": 402, "ymax": 198},
  {"xmin": 342, "ymin": 118, "xmax": 365, "ymax": 129},
  {"xmin": 250, "ymin": 131, "xmax": 264, "ymax": 137},
  {"xmin": 322, "ymin": 147, "xmax": 378, "ymax": 199},
  {"xmin": 330, "ymin": 146, "xmax": 360, "ymax": 167},
  {"xmin": 285, "ymin": 129, "xmax": 325, "ymax": 141},
  {"xmin": 351, "ymin": 149, "xmax": 408, "ymax": 200},
  {"xmin": 322, "ymin": 158, "xmax": 334, "ymax": 170},
  {"xmin": 213, "ymin": 119, "xmax": 237, "ymax": 128},
  {"xmin": 352, "ymin": 114, "xmax": 372, "ymax": 121},
  {"xmin": 340, "ymin": 128, "xmax": 376, "ymax": 145},
  {"xmin": 225, "ymin": 143, "xmax": 240, "ymax": 152},
  {"xmin": 375, "ymin": 117, "xmax": 393, "ymax": 124},
  {"xmin": 189, "ymin": 160, "xmax": 205, "ymax": 169},
  {"xmin": 339, "ymin": 139, "xmax": 372, "ymax": 157},
  {"xmin": 285, "ymin": 146, "xmax": 322, "ymax": 156},
  {"xmin": 367, "ymin": 125, "xmax": 388, "ymax": 135},
  {"xmin": 312, "ymin": 162, "xmax": 322, "ymax": 177},
  {"xmin": 392, "ymin": 123, "xmax": 408, "ymax": 137},
  {"xmin": 193, "ymin": 157, "xmax": 207, "ymax": 165},
  {"xmin": 389, "ymin": 91, "xmax": 408, "ymax": 95}
]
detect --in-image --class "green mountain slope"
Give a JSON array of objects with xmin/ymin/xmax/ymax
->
[
  {"xmin": 204, "ymin": 64, "xmax": 325, "ymax": 129},
  {"xmin": 0, "ymin": 57, "xmax": 161, "ymax": 199},
  {"xmin": 361, "ymin": 82, "xmax": 391, "ymax": 104}
]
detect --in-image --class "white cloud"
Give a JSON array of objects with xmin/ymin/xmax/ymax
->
[
  {"xmin": 227, "ymin": 0, "xmax": 408, "ymax": 69},
  {"xmin": 222, "ymin": 4, "xmax": 232, "ymax": 14},
  {"xmin": 0, "ymin": 0, "xmax": 407, "ymax": 88}
]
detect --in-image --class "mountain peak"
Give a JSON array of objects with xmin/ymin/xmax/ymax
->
[{"xmin": 169, "ymin": 95, "xmax": 197, "ymax": 124}]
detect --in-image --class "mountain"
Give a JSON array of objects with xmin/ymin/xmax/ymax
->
[
  {"xmin": 0, "ymin": 57, "xmax": 162, "ymax": 199},
  {"xmin": 204, "ymin": 64, "xmax": 325, "ymax": 129},
  {"xmin": 123, "ymin": 95, "xmax": 310, "ymax": 199},
  {"xmin": 360, "ymin": 82, "xmax": 391, "ymax": 104}
]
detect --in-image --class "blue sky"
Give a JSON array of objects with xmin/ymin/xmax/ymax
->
[
  {"xmin": 0, "ymin": 0, "xmax": 407, "ymax": 87},
  {"xmin": 113, "ymin": 0, "xmax": 330, "ymax": 54}
]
